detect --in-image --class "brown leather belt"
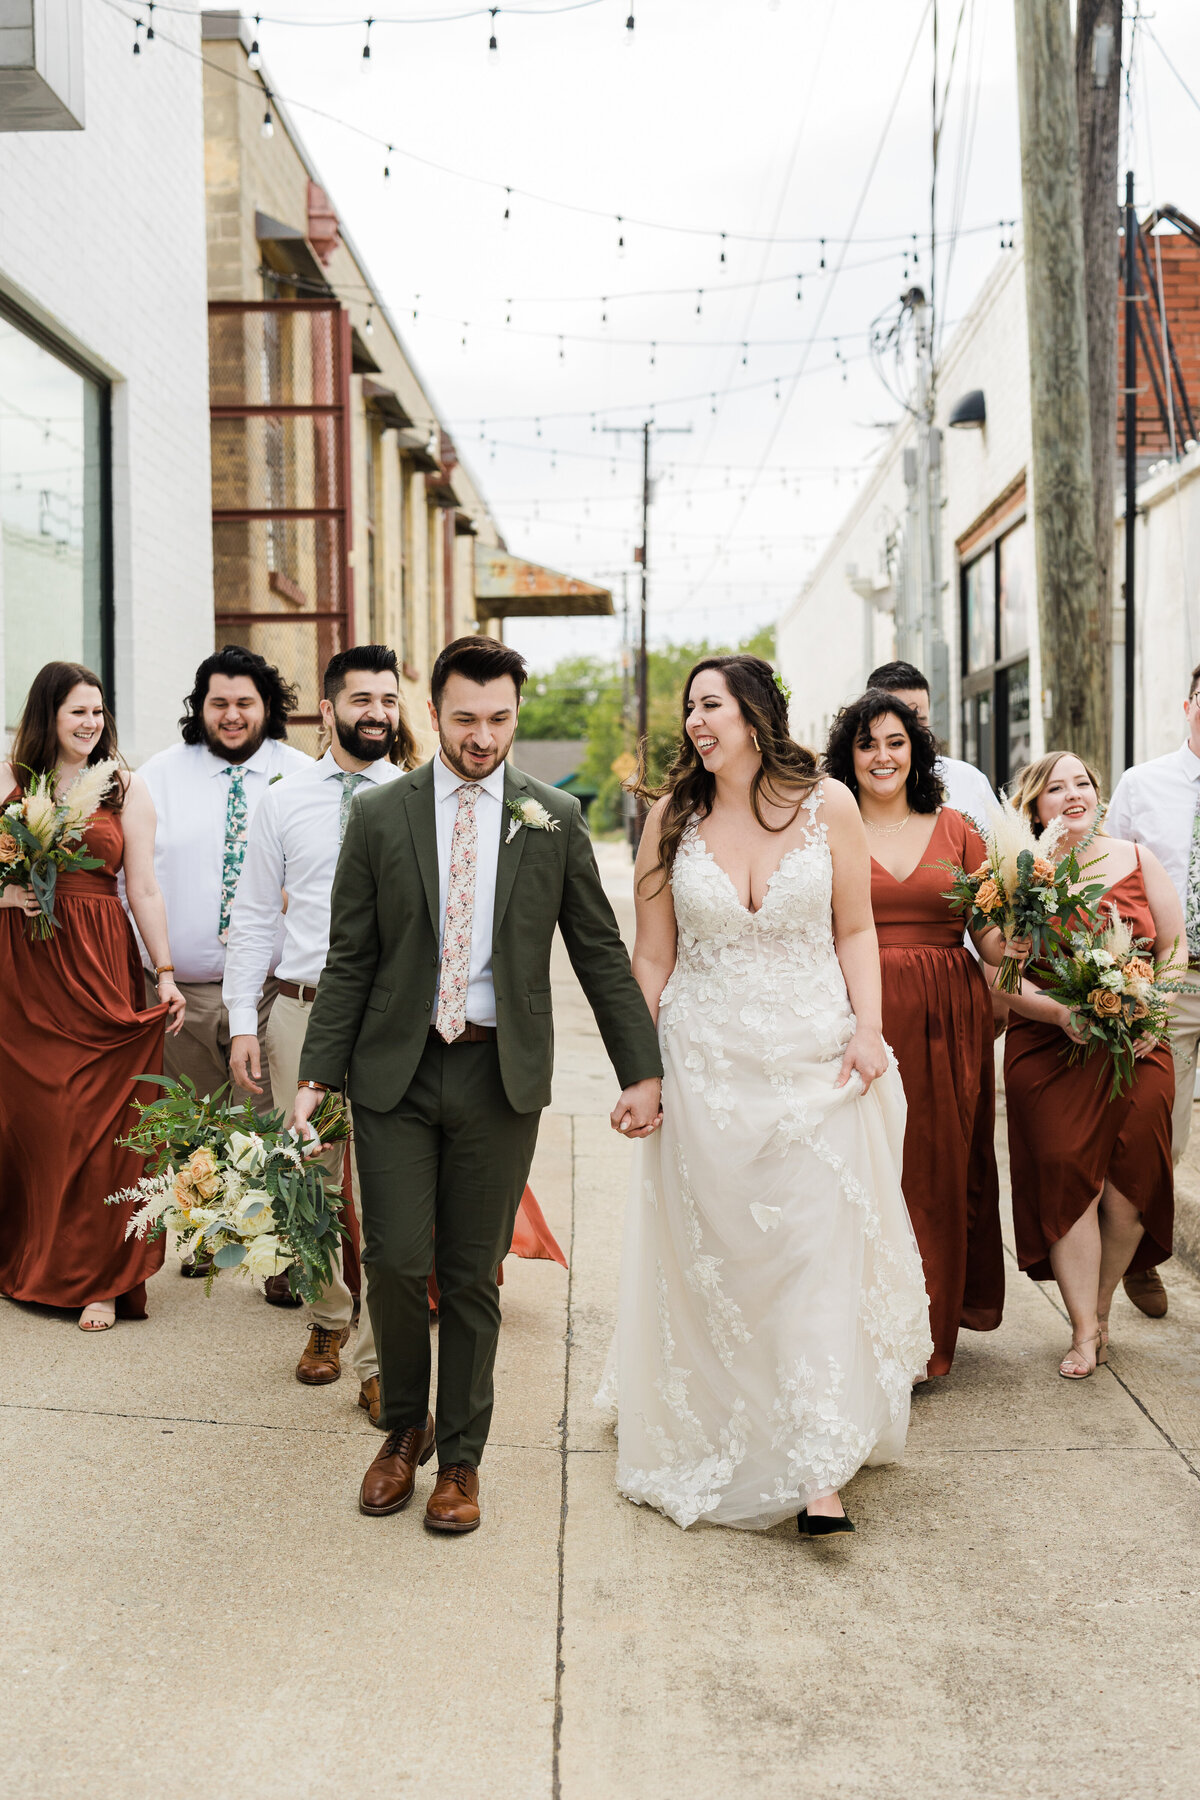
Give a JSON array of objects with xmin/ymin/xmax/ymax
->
[
  {"xmin": 278, "ymin": 979, "xmax": 320, "ymax": 1003},
  {"xmin": 430, "ymin": 1021, "xmax": 497, "ymax": 1044}
]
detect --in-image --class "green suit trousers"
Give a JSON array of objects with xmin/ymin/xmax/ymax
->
[{"xmin": 352, "ymin": 1032, "xmax": 542, "ymax": 1464}]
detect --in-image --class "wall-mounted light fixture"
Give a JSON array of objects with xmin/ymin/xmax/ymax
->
[{"xmin": 948, "ymin": 388, "xmax": 986, "ymax": 430}]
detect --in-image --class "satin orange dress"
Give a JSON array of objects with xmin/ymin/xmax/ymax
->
[
  {"xmin": 872, "ymin": 808, "xmax": 1004, "ymax": 1377},
  {"xmin": 1005, "ymin": 854, "xmax": 1174, "ymax": 1280},
  {"xmin": 0, "ymin": 803, "xmax": 168, "ymax": 1317}
]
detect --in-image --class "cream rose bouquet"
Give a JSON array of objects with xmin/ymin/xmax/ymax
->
[
  {"xmin": 1039, "ymin": 909, "xmax": 1185, "ymax": 1099},
  {"xmin": 103, "ymin": 1075, "xmax": 350, "ymax": 1301},
  {"xmin": 0, "ymin": 760, "xmax": 117, "ymax": 938},
  {"xmin": 940, "ymin": 803, "xmax": 1106, "ymax": 993}
]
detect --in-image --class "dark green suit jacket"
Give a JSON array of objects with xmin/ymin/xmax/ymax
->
[{"xmin": 298, "ymin": 758, "xmax": 663, "ymax": 1116}]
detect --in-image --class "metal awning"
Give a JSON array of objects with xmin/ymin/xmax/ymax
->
[
  {"xmin": 362, "ymin": 378, "xmax": 412, "ymax": 429},
  {"xmin": 255, "ymin": 211, "xmax": 331, "ymax": 291},
  {"xmin": 474, "ymin": 544, "xmax": 613, "ymax": 620}
]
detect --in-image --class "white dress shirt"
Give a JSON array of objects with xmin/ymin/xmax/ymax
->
[
  {"xmin": 138, "ymin": 737, "xmax": 311, "ymax": 983},
  {"xmin": 936, "ymin": 754, "xmax": 998, "ymax": 827},
  {"xmin": 1106, "ymin": 741, "xmax": 1200, "ymax": 915},
  {"xmin": 222, "ymin": 749, "xmax": 404, "ymax": 1039},
  {"xmin": 433, "ymin": 753, "xmax": 506, "ymax": 1028}
]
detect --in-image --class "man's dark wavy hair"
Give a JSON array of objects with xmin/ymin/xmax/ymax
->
[
  {"xmin": 430, "ymin": 635, "xmax": 527, "ymax": 710},
  {"xmin": 823, "ymin": 689, "xmax": 944, "ymax": 815},
  {"xmin": 179, "ymin": 645, "xmax": 298, "ymax": 744}
]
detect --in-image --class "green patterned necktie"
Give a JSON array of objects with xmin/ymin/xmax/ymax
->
[
  {"xmin": 218, "ymin": 767, "xmax": 248, "ymax": 945},
  {"xmin": 337, "ymin": 770, "xmax": 366, "ymax": 843},
  {"xmin": 1186, "ymin": 794, "xmax": 1200, "ymax": 963}
]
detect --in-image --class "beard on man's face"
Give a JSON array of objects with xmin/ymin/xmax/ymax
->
[
  {"xmin": 436, "ymin": 720, "xmax": 515, "ymax": 782},
  {"xmin": 203, "ymin": 719, "xmax": 267, "ymax": 765},
  {"xmin": 335, "ymin": 713, "xmax": 395, "ymax": 763}
]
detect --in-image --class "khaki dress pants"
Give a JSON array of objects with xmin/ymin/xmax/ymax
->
[
  {"xmin": 265, "ymin": 992, "xmax": 375, "ymax": 1385},
  {"xmin": 1170, "ymin": 976, "xmax": 1200, "ymax": 1166},
  {"xmin": 146, "ymin": 975, "xmax": 278, "ymax": 1113}
]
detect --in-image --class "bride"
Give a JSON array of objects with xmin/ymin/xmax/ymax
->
[{"xmin": 598, "ymin": 655, "xmax": 931, "ymax": 1535}]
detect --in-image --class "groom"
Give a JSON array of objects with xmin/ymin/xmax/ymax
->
[{"xmin": 289, "ymin": 636, "xmax": 662, "ymax": 1533}]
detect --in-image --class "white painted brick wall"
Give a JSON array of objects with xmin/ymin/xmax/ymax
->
[{"xmin": 0, "ymin": 4, "xmax": 212, "ymax": 763}]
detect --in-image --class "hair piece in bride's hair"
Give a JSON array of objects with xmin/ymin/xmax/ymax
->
[{"xmin": 632, "ymin": 654, "xmax": 819, "ymax": 894}]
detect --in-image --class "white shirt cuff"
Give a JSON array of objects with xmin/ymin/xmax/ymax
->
[{"xmin": 226, "ymin": 1005, "xmax": 261, "ymax": 1040}]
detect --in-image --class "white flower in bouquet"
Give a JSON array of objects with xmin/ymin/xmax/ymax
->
[
  {"xmin": 236, "ymin": 1195, "xmax": 276, "ymax": 1237},
  {"xmin": 228, "ymin": 1130, "xmax": 268, "ymax": 1175},
  {"xmin": 243, "ymin": 1234, "xmax": 290, "ymax": 1279},
  {"xmin": 58, "ymin": 758, "xmax": 119, "ymax": 832}
]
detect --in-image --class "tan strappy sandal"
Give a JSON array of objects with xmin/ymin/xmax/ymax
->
[
  {"xmin": 1058, "ymin": 1331, "xmax": 1101, "ymax": 1380},
  {"xmin": 78, "ymin": 1302, "xmax": 116, "ymax": 1332}
]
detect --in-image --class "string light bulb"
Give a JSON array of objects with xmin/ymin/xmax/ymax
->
[
  {"xmin": 616, "ymin": 216, "xmax": 626, "ymax": 257},
  {"xmin": 145, "ymin": 4, "xmax": 155, "ymax": 42},
  {"xmin": 247, "ymin": 16, "xmax": 262, "ymax": 70},
  {"xmin": 502, "ymin": 188, "xmax": 511, "ymax": 228},
  {"xmin": 625, "ymin": 10, "xmax": 635, "ymax": 41},
  {"xmin": 363, "ymin": 310, "xmax": 374, "ymax": 337},
  {"xmin": 132, "ymin": 20, "xmax": 142, "ymax": 54},
  {"xmin": 261, "ymin": 97, "xmax": 275, "ymax": 139},
  {"xmin": 383, "ymin": 145, "xmax": 392, "ymax": 180},
  {"xmin": 488, "ymin": 9, "xmax": 499, "ymax": 61},
  {"xmin": 361, "ymin": 19, "xmax": 372, "ymax": 73},
  {"xmin": 719, "ymin": 233, "xmax": 727, "ymax": 265}
]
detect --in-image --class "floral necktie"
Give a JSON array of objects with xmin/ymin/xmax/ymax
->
[
  {"xmin": 1186, "ymin": 794, "xmax": 1200, "ymax": 963},
  {"xmin": 434, "ymin": 782, "xmax": 480, "ymax": 1043},
  {"xmin": 336, "ymin": 770, "xmax": 366, "ymax": 844},
  {"xmin": 218, "ymin": 767, "xmax": 248, "ymax": 945}
]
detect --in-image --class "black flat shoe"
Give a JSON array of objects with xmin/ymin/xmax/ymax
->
[{"xmin": 797, "ymin": 1507, "xmax": 855, "ymax": 1537}]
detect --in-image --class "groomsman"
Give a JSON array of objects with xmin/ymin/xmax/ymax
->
[
  {"xmin": 1105, "ymin": 661, "xmax": 1200, "ymax": 1319},
  {"xmin": 223, "ymin": 646, "xmax": 417, "ymax": 1408},
  {"xmin": 139, "ymin": 645, "xmax": 310, "ymax": 1288},
  {"xmin": 867, "ymin": 661, "xmax": 998, "ymax": 823}
]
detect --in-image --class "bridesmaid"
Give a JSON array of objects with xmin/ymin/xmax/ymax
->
[
  {"xmin": 824, "ymin": 690, "xmax": 1007, "ymax": 1377},
  {"xmin": 0, "ymin": 662, "xmax": 185, "ymax": 1330},
  {"xmin": 1003, "ymin": 751, "xmax": 1180, "ymax": 1378}
]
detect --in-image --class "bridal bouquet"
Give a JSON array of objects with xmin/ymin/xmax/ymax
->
[
  {"xmin": 1039, "ymin": 910, "xmax": 1184, "ymax": 1099},
  {"xmin": 104, "ymin": 1075, "xmax": 349, "ymax": 1301},
  {"xmin": 941, "ymin": 805, "xmax": 1106, "ymax": 994},
  {"xmin": 0, "ymin": 760, "xmax": 117, "ymax": 939}
]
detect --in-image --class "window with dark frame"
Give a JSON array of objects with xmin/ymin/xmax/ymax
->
[
  {"xmin": 0, "ymin": 296, "xmax": 112, "ymax": 731},
  {"xmin": 960, "ymin": 515, "xmax": 1033, "ymax": 792}
]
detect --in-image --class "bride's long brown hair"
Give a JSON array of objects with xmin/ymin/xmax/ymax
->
[{"xmin": 634, "ymin": 654, "xmax": 819, "ymax": 893}]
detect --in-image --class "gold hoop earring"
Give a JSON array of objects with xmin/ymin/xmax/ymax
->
[{"xmin": 751, "ymin": 730, "xmax": 761, "ymax": 754}]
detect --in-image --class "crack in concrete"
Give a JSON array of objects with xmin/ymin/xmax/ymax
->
[
  {"xmin": 551, "ymin": 1113, "xmax": 578, "ymax": 1800},
  {"xmin": 0, "ymin": 1400, "xmax": 561, "ymax": 1451}
]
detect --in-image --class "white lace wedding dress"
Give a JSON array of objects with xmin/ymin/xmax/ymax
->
[{"xmin": 597, "ymin": 785, "xmax": 932, "ymax": 1530}]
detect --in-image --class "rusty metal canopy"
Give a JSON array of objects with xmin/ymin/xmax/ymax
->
[{"xmin": 474, "ymin": 543, "xmax": 613, "ymax": 620}]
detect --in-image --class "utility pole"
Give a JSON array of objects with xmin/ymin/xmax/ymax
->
[
  {"xmin": 1075, "ymin": 0, "xmax": 1122, "ymax": 779},
  {"xmin": 1014, "ymin": 0, "xmax": 1106, "ymax": 771},
  {"xmin": 602, "ymin": 419, "xmax": 692, "ymax": 838},
  {"xmin": 908, "ymin": 287, "xmax": 949, "ymax": 737},
  {"xmin": 1123, "ymin": 170, "xmax": 1138, "ymax": 767}
]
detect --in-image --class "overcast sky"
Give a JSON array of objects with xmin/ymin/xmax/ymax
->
[{"xmin": 205, "ymin": 0, "xmax": 1200, "ymax": 670}]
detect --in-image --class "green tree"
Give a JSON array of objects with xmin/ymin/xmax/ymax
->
[{"xmin": 516, "ymin": 655, "xmax": 620, "ymax": 740}]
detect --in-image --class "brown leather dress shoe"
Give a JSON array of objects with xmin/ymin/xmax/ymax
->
[
  {"xmin": 425, "ymin": 1463, "xmax": 481, "ymax": 1534},
  {"xmin": 359, "ymin": 1413, "xmax": 436, "ymax": 1516},
  {"xmin": 357, "ymin": 1376, "xmax": 383, "ymax": 1428},
  {"xmin": 295, "ymin": 1323, "xmax": 350, "ymax": 1385},
  {"xmin": 1123, "ymin": 1267, "xmax": 1168, "ymax": 1317},
  {"xmin": 264, "ymin": 1272, "xmax": 303, "ymax": 1308},
  {"xmin": 179, "ymin": 1254, "xmax": 214, "ymax": 1279}
]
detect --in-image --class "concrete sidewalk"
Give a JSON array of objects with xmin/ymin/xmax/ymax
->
[{"xmin": 3, "ymin": 840, "xmax": 1198, "ymax": 1800}]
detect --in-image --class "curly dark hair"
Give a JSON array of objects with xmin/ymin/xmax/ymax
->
[
  {"xmin": 179, "ymin": 645, "xmax": 298, "ymax": 745},
  {"xmin": 823, "ymin": 689, "xmax": 944, "ymax": 814},
  {"xmin": 636, "ymin": 654, "xmax": 819, "ymax": 893}
]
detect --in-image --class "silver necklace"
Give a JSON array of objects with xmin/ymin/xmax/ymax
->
[{"xmin": 863, "ymin": 809, "xmax": 912, "ymax": 836}]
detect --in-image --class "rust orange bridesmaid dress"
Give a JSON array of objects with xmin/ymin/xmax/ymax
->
[
  {"xmin": 0, "ymin": 801, "xmax": 168, "ymax": 1318},
  {"xmin": 1005, "ymin": 853, "xmax": 1174, "ymax": 1281},
  {"xmin": 872, "ymin": 807, "xmax": 1004, "ymax": 1377}
]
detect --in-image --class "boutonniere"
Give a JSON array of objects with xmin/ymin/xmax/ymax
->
[{"xmin": 506, "ymin": 796, "xmax": 561, "ymax": 845}]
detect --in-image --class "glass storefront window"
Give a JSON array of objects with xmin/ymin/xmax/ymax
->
[
  {"xmin": 964, "ymin": 552, "xmax": 996, "ymax": 672},
  {"xmin": 999, "ymin": 520, "xmax": 1032, "ymax": 659},
  {"xmin": 0, "ymin": 307, "xmax": 109, "ymax": 732},
  {"xmin": 1004, "ymin": 658, "xmax": 1031, "ymax": 777}
]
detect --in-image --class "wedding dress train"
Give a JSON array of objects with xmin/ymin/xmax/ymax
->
[{"xmin": 598, "ymin": 786, "xmax": 932, "ymax": 1530}]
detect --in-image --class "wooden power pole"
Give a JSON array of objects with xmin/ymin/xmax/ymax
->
[
  {"xmin": 1075, "ymin": 0, "xmax": 1122, "ymax": 777},
  {"xmin": 1014, "ymin": 0, "xmax": 1107, "ymax": 771}
]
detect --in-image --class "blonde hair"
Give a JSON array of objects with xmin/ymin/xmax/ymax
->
[{"xmin": 1007, "ymin": 749, "xmax": 1106, "ymax": 837}]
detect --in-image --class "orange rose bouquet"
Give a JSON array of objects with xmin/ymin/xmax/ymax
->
[
  {"xmin": 1039, "ymin": 909, "xmax": 1184, "ymax": 1098},
  {"xmin": 940, "ymin": 803, "xmax": 1106, "ymax": 993}
]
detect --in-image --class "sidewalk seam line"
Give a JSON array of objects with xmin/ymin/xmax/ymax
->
[
  {"xmin": 1008, "ymin": 1244, "xmax": 1200, "ymax": 1486},
  {"xmin": 551, "ymin": 1111, "xmax": 577, "ymax": 1800}
]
